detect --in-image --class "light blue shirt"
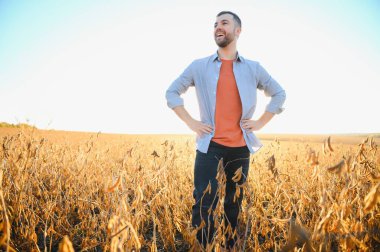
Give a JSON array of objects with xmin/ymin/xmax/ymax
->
[{"xmin": 165, "ymin": 52, "xmax": 286, "ymax": 154}]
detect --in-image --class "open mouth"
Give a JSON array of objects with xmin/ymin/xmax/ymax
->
[{"xmin": 216, "ymin": 33, "xmax": 225, "ymax": 38}]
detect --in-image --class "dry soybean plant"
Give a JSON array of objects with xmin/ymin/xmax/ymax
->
[{"xmin": 0, "ymin": 128, "xmax": 379, "ymax": 251}]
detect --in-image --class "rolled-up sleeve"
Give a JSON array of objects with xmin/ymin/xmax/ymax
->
[
  {"xmin": 165, "ymin": 61, "xmax": 195, "ymax": 109},
  {"xmin": 256, "ymin": 63, "xmax": 286, "ymax": 114}
]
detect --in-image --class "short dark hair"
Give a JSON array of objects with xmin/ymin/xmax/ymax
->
[{"xmin": 216, "ymin": 11, "xmax": 241, "ymax": 28}]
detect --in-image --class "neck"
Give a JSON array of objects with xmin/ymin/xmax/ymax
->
[{"xmin": 217, "ymin": 42, "xmax": 237, "ymax": 60}]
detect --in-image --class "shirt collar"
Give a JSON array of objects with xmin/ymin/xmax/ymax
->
[{"xmin": 212, "ymin": 51, "xmax": 244, "ymax": 63}]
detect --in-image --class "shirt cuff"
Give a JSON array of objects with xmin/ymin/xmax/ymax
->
[
  {"xmin": 167, "ymin": 97, "xmax": 184, "ymax": 109},
  {"xmin": 265, "ymin": 104, "xmax": 285, "ymax": 114}
]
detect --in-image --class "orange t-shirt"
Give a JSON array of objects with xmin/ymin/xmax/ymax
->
[{"xmin": 212, "ymin": 59, "xmax": 246, "ymax": 147}]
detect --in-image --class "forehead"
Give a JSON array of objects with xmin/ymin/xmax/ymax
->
[{"xmin": 215, "ymin": 14, "xmax": 234, "ymax": 23}]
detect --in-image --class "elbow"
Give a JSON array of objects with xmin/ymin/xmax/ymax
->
[
  {"xmin": 165, "ymin": 89, "xmax": 171, "ymax": 102},
  {"xmin": 275, "ymin": 89, "xmax": 286, "ymax": 104},
  {"xmin": 165, "ymin": 90, "xmax": 184, "ymax": 109},
  {"xmin": 281, "ymin": 89, "xmax": 286, "ymax": 103},
  {"xmin": 267, "ymin": 89, "xmax": 286, "ymax": 114},
  {"xmin": 278, "ymin": 90, "xmax": 286, "ymax": 114}
]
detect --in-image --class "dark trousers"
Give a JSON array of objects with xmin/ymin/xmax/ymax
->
[{"xmin": 191, "ymin": 141, "xmax": 250, "ymax": 249}]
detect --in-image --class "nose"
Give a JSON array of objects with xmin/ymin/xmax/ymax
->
[{"xmin": 214, "ymin": 22, "xmax": 222, "ymax": 31}]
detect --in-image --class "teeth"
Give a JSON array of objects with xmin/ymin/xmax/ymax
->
[{"xmin": 216, "ymin": 31, "xmax": 224, "ymax": 36}]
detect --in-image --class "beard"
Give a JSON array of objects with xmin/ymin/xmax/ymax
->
[{"xmin": 214, "ymin": 33, "xmax": 234, "ymax": 48}]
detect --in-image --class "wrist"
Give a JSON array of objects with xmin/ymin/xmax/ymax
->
[
  {"xmin": 256, "ymin": 119, "xmax": 266, "ymax": 129},
  {"xmin": 184, "ymin": 117, "xmax": 195, "ymax": 126}
]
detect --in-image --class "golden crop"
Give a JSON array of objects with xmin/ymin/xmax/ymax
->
[{"xmin": 0, "ymin": 128, "xmax": 379, "ymax": 251}]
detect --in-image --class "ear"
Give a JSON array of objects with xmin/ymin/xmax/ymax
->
[{"xmin": 235, "ymin": 26, "xmax": 241, "ymax": 37}]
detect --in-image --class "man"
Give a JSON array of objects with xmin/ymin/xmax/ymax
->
[{"xmin": 165, "ymin": 11, "xmax": 286, "ymax": 249}]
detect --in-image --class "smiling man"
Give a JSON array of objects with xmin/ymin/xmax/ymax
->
[{"xmin": 166, "ymin": 11, "xmax": 286, "ymax": 249}]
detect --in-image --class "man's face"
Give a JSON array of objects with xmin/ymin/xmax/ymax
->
[{"xmin": 214, "ymin": 14, "xmax": 240, "ymax": 48}]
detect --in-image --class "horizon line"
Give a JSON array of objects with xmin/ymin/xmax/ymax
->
[{"xmin": 1, "ymin": 126, "xmax": 379, "ymax": 137}]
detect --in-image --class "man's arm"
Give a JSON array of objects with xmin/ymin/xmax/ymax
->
[
  {"xmin": 173, "ymin": 106, "xmax": 213, "ymax": 136},
  {"xmin": 256, "ymin": 62, "xmax": 286, "ymax": 114},
  {"xmin": 165, "ymin": 62, "xmax": 213, "ymax": 136},
  {"xmin": 165, "ymin": 62, "xmax": 195, "ymax": 109},
  {"xmin": 242, "ymin": 63, "xmax": 286, "ymax": 132},
  {"xmin": 241, "ymin": 111, "xmax": 274, "ymax": 131}
]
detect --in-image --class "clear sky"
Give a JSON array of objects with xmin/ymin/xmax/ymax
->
[{"xmin": 1, "ymin": 0, "xmax": 379, "ymax": 134}]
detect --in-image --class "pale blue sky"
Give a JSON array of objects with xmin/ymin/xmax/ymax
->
[{"xmin": 1, "ymin": 0, "xmax": 379, "ymax": 134}]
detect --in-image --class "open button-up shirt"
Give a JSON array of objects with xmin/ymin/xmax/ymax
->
[{"xmin": 165, "ymin": 52, "xmax": 286, "ymax": 154}]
